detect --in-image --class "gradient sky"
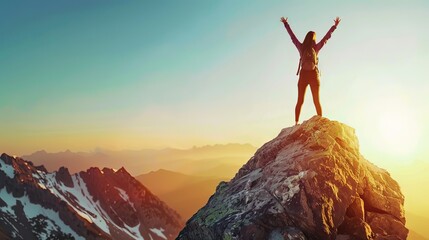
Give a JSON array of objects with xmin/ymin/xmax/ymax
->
[{"xmin": 1, "ymin": 0, "xmax": 428, "ymax": 169}]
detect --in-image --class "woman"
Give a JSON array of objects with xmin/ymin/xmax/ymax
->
[{"xmin": 280, "ymin": 17, "xmax": 341, "ymax": 125}]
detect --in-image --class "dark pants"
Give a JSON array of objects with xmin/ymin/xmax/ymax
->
[{"xmin": 295, "ymin": 69, "xmax": 322, "ymax": 123}]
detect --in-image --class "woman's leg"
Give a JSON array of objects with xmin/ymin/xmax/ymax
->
[
  {"xmin": 309, "ymin": 80, "xmax": 322, "ymax": 116},
  {"xmin": 295, "ymin": 80, "xmax": 308, "ymax": 124}
]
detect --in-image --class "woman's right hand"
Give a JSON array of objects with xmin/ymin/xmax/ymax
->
[
  {"xmin": 334, "ymin": 17, "xmax": 341, "ymax": 27},
  {"xmin": 280, "ymin": 17, "xmax": 288, "ymax": 24}
]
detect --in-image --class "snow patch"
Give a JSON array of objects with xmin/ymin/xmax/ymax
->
[
  {"xmin": 32, "ymin": 171, "xmax": 111, "ymax": 233},
  {"xmin": 66, "ymin": 175, "xmax": 110, "ymax": 233},
  {"xmin": 124, "ymin": 223, "xmax": 144, "ymax": 240},
  {"xmin": 150, "ymin": 227, "xmax": 167, "ymax": 240},
  {"xmin": 0, "ymin": 187, "xmax": 83, "ymax": 240},
  {"xmin": 115, "ymin": 187, "xmax": 130, "ymax": 202},
  {"xmin": 0, "ymin": 187, "xmax": 15, "ymax": 214},
  {"xmin": 0, "ymin": 158, "xmax": 15, "ymax": 179},
  {"xmin": 37, "ymin": 182, "xmax": 47, "ymax": 190},
  {"xmin": 31, "ymin": 170, "xmax": 146, "ymax": 239},
  {"xmin": 115, "ymin": 186, "xmax": 136, "ymax": 210}
]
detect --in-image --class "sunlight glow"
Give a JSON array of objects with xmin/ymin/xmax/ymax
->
[{"xmin": 376, "ymin": 101, "xmax": 419, "ymax": 160}]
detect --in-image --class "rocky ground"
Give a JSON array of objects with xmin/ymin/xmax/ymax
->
[{"xmin": 177, "ymin": 116, "xmax": 408, "ymax": 240}]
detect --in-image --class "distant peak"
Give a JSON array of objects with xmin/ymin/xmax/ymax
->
[
  {"xmin": 55, "ymin": 166, "xmax": 73, "ymax": 187},
  {"xmin": 58, "ymin": 166, "xmax": 70, "ymax": 173},
  {"xmin": 33, "ymin": 150, "xmax": 48, "ymax": 154},
  {"xmin": 145, "ymin": 169, "xmax": 190, "ymax": 177},
  {"xmin": 101, "ymin": 167, "xmax": 115, "ymax": 175},
  {"xmin": 153, "ymin": 169, "xmax": 174, "ymax": 173},
  {"xmin": 116, "ymin": 167, "xmax": 130, "ymax": 175},
  {"xmin": 1, "ymin": 153, "xmax": 15, "ymax": 165},
  {"xmin": 85, "ymin": 167, "xmax": 102, "ymax": 175}
]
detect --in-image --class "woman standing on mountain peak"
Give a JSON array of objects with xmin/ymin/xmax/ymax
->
[{"xmin": 281, "ymin": 16, "xmax": 341, "ymax": 125}]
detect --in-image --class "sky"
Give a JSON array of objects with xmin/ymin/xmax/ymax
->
[
  {"xmin": 1, "ymin": 0, "xmax": 428, "ymax": 165},
  {"xmin": 1, "ymin": 0, "xmax": 429, "ymax": 224}
]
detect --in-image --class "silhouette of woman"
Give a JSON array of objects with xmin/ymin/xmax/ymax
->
[{"xmin": 281, "ymin": 17, "xmax": 340, "ymax": 125}]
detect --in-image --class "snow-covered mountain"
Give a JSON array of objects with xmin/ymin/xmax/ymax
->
[{"xmin": 0, "ymin": 153, "xmax": 184, "ymax": 240}]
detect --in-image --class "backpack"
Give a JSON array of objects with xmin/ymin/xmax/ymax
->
[{"xmin": 296, "ymin": 47, "xmax": 318, "ymax": 75}]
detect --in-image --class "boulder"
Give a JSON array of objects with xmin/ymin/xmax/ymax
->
[{"xmin": 177, "ymin": 116, "xmax": 408, "ymax": 240}]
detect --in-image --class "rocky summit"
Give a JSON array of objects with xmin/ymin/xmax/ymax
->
[
  {"xmin": 0, "ymin": 153, "xmax": 183, "ymax": 240},
  {"xmin": 177, "ymin": 116, "xmax": 408, "ymax": 240}
]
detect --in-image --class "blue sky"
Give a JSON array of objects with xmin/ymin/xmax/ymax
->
[{"xmin": 1, "ymin": 0, "xmax": 428, "ymax": 168}]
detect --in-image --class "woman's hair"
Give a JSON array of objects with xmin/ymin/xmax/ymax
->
[{"xmin": 302, "ymin": 31, "xmax": 316, "ymax": 52}]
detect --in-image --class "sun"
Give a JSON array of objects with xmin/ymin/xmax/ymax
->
[{"xmin": 376, "ymin": 101, "xmax": 419, "ymax": 159}]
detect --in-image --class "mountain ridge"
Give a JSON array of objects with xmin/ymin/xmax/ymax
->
[
  {"xmin": 0, "ymin": 153, "xmax": 183, "ymax": 240},
  {"xmin": 22, "ymin": 143, "xmax": 257, "ymax": 176}
]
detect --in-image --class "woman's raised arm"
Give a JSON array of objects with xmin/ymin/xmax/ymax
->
[
  {"xmin": 316, "ymin": 17, "xmax": 341, "ymax": 52},
  {"xmin": 281, "ymin": 17, "xmax": 301, "ymax": 52}
]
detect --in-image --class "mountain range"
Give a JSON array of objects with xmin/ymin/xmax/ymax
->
[
  {"xmin": 1, "ymin": 118, "xmax": 427, "ymax": 239},
  {"xmin": 22, "ymin": 144, "xmax": 256, "ymax": 177},
  {"xmin": 0, "ymin": 153, "xmax": 183, "ymax": 239}
]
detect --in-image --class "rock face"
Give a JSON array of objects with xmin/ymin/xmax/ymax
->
[
  {"xmin": 0, "ymin": 153, "xmax": 184, "ymax": 240},
  {"xmin": 177, "ymin": 116, "xmax": 408, "ymax": 240}
]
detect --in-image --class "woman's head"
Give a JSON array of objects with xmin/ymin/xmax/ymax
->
[{"xmin": 302, "ymin": 31, "xmax": 316, "ymax": 50}]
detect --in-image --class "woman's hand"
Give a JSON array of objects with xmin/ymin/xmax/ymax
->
[
  {"xmin": 280, "ymin": 17, "xmax": 288, "ymax": 24},
  {"xmin": 334, "ymin": 17, "xmax": 341, "ymax": 27}
]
